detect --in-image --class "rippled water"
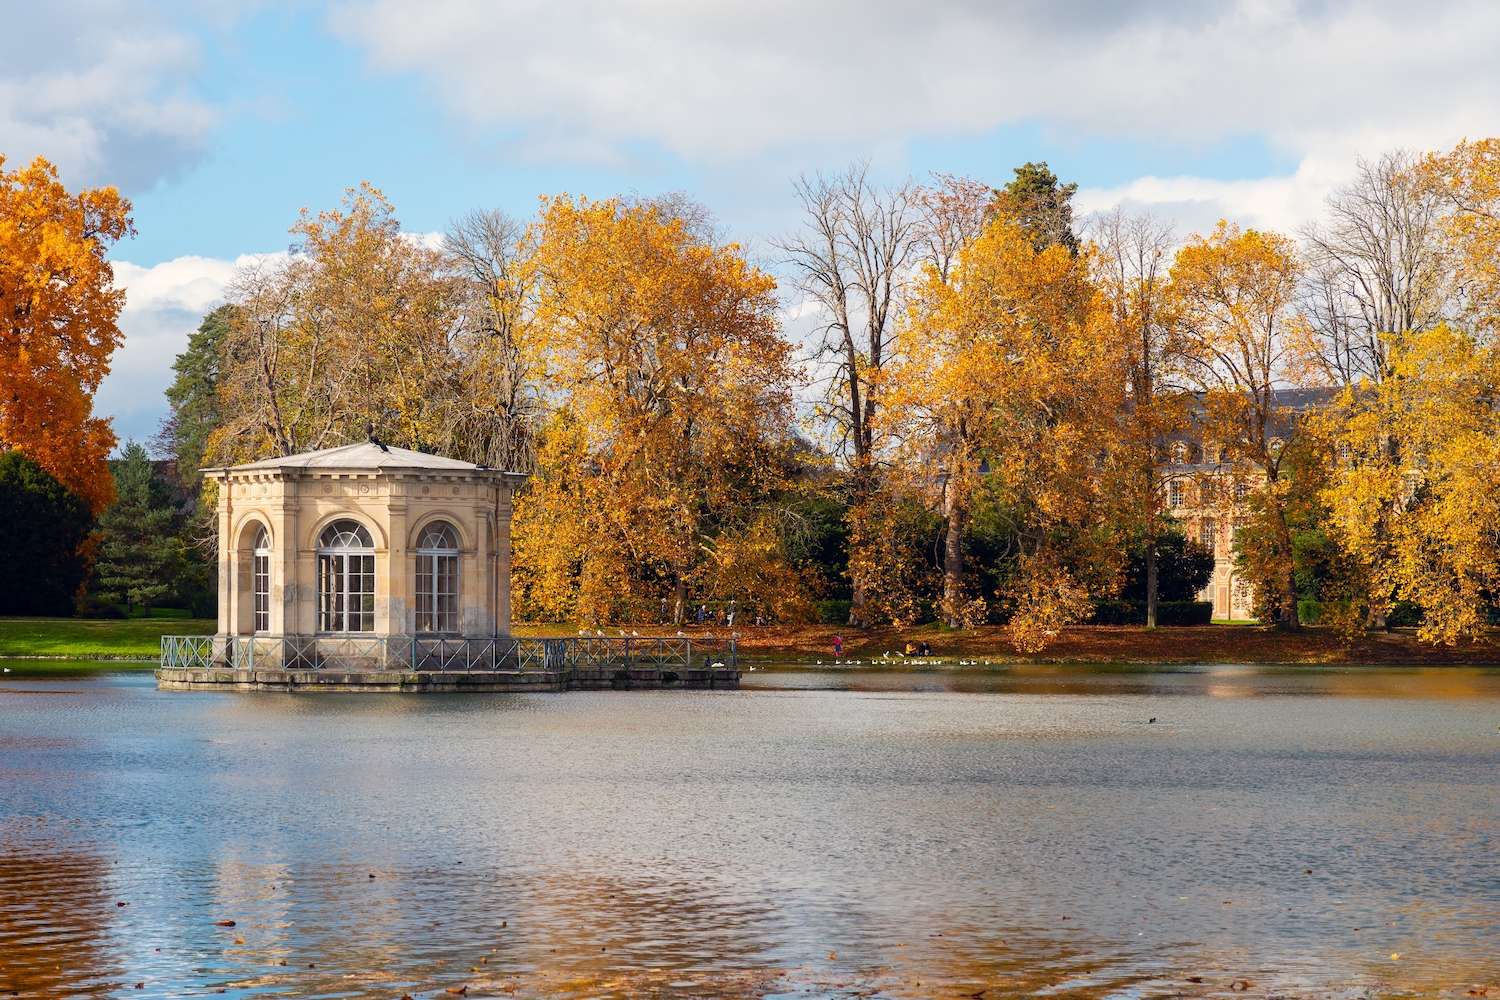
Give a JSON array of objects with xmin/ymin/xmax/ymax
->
[{"xmin": 2, "ymin": 665, "xmax": 1498, "ymax": 999}]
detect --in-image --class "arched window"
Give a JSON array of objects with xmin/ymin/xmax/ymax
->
[
  {"xmin": 252, "ymin": 525, "xmax": 271, "ymax": 632},
  {"xmin": 318, "ymin": 519, "xmax": 375, "ymax": 633},
  {"xmin": 415, "ymin": 521, "xmax": 459, "ymax": 633}
]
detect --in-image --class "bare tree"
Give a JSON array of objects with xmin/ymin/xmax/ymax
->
[
  {"xmin": 1299, "ymin": 150, "xmax": 1451, "ymax": 386},
  {"xmin": 439, "ymin": 208, "xmax": 541, "ymax": 473},
  {"xmin": 1088, "ymin": 207, "xmax": 1184, "ymax": 628},
  {"xmin": 776, "ymin": 162, "xmax": 923, "ymax": 623}
]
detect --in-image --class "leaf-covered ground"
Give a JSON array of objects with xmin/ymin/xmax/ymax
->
[{"xmin": 515, "ymin": 622, "xmax": 1500, "ymax": 665}]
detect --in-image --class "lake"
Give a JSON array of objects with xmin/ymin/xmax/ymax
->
[{"xmin": 2, "ymin": 665, "xmax": 1497, "ymax": 999}]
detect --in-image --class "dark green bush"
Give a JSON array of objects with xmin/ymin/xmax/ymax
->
[
  {"xmin": 1089, "ymin": 600, "xmax": 1213, "ymax": 626},
  {"xmin": 74, "ymin": 594, "xmax": 126, "ymax": 619},
  {"xmin": 0, "ymin": 451, "xmax": 95, "ymax": 616},
  {"xmin": 1387, "ymin": 600, "xmax": 1422, "ymax": 628},
  {"xmin": 1297, "ymin": 599, "xmax": 1322, "ymax": 625},
  {"xmin": 188, "ymin": 590, "xmax": 218, "ymax": 620},
  {"xmin": 818, "ymin": 599, "xmax": 853, "ymax": 624}
]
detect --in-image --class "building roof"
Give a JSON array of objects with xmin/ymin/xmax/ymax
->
[{"xmin": 226, "ymin": 441, "xmax": 487, "ymax": 473}]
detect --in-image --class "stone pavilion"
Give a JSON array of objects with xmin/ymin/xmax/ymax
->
[{"xmin": 204, "ymin": 441, "xmax": 528, "ymax": 638}]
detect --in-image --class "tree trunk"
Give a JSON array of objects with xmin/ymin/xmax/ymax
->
[
  {"xmin": 943, "ymin": 485, "xmax": 964, "ymax": 627},
  {"xmin": 1144, "ymin": 530, "xmax": 1158, "ymax": 629},
  {"xmin": 1270, "ymin": 504, "xmax": 1301, "ymax": 631}
]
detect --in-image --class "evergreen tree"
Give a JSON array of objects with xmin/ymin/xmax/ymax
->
[
  {"xmin": 158, "ymin": 304, "xmax": 234, "ymax": 483},
  {"xmin": 996, "ymin": 161, "xmax": 1079, "ymax": 254},
  {"xmin": 0, "ymin": 450, "xmax": 95, "ymax": 615},
  {"xmin": 95, "ymin": 441, "xmax": 177, "ymax": 612}
]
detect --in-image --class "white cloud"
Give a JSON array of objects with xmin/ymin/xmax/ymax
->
[
  {"xmin": 0, "ymin": 3, "xmax": 217, "ymax": 191},
  {"xmin": 1074, "ymin": 153, "xmax": 1352, "ymax": 238},
  {"xmin": 97, "ymin": 255, "xmax": 241, "ymax": 448},
  {"xmin": 326, "ymin": 0, "xmax": 1500, "ymax": 173}
]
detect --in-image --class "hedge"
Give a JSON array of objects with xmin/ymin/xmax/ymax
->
[{"xmin": 1090, "ymin": 600, "xmax": 1213, "ymax": 626}]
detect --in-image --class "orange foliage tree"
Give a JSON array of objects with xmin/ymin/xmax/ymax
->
[
  {"xmin": 1172, "ymin": 223, "xmax": 1308, "ymax": 630},
  {"xmin": 512, "ymin": 196, "xmax": 803, "ymax": 625},
  {"xmin": 0, "ymin": 156, "xmax": 133, "ymax": 513},
  {"xmin": 889, "ymin": 206, "xmax": 1129, "ymax": 650}
]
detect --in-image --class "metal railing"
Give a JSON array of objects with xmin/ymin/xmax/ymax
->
[{"xmin": 160, "ymin": 634, "xmax": 736, "ymax": 674}]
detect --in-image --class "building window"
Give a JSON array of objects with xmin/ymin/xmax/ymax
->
[
  {"xmin": 1168, "ymin": 480, "xmax": 1185, "ymax": 508},
  {"xmin": 1200, "ymin": 518, "xmax": 1217, "ymax": 554},
  {"xmin": 318, "ymin": 520, "xmax": 375, "ymax": 633},
  {"xmin": 252, "ymin": 526, "xmax": 271, "ymax": 632},
  {"xmin": 415, "ymin": 521, "xmax": 459, "ymax": 634},
  {"xmin": 1234, "ymin": 480, "xmax": 1248, "ymax": 501}
]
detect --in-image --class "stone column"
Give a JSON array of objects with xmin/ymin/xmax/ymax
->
[{"xmin": 384, "ymin": 476, "xmax": 409, "ymax": 636}]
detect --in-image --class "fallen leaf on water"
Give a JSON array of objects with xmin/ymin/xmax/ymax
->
[
  {"xmin": 1465, "ymin": 990, "xmax": 1487, "ymax": 996},
  {"xmin": 1303, "ymin": 869, "xmax": 1312, "ymax": 874},
  {"xmin": 134, "ymin": 984, "xmax": 144, "ymax": 989},
  {"xmin": 1187, "ymin": 977, "xmax": 1203, "ymax": 983},
  {"xmin": 1230, "ymin": 980, "xmax": 1251, "ymax": 991},
  {"xmin": 234, "ymin": 938, "xmax": 244, "ymax": 944},
  {"xmin": 961, "ymin": 991, "xmax": 987, "ymax": 998},
  {"xmin": 277, "ymin": 960, "xmax": 287, "ymax": 966},
  {"xmin": 1392, "ymin": 953, "xmax": 1401, "ymax": 960},
  {"xmin": 829, "ymin": 953, "xmax": 836, "ymax": 960},
  {"xmin": 116, "ymin": 902, "xmax": 128, "ymax": 907},
  {"xmin": 445, "ymin": 987, "xmax": 468, "ymax": 996},
  {"xmin": 216, "ymin": 920, "xmax": 236, "ymax": 927}
]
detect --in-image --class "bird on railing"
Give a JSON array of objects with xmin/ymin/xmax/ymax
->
[
  {"xmin": 676, "ymin": 630, "xmax": 686, "ymax": 637},
  {"xmin": 631, "ymin": 630, "xmax": 640, "ymax": 637}
]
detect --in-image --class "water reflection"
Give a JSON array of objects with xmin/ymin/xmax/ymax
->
[
  {"xmin": 1, "ymin": 670, "xmax": 1497, "ymax": 998},
  {"xmin": 743, "ymin": 664, "xmax": 1500, "ymax": 699},
  {"xmin": 0, "ymin": 839, "xmax": 124, "ymax": 998}
]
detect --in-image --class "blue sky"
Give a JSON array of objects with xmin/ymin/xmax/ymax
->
[{"xmin": 5, "ymin": 0, "xmax": 1499, "ymax": 446}]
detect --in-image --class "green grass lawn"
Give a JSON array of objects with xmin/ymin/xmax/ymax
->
[{"xmin": 0, "ymin": 617, "xmax": 216, "ymax": 658}]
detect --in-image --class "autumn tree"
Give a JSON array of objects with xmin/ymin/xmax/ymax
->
[
  {"xmin": 778, "ymin": 163, "xmax": 923, "ymax": 625},
  {"xmin": 892, "ymin": 202, "xmax": 1127, "ymax": 650},
  {"xmin": 512, "ymin": 195, "xmax": 801, "ymax": 625},
  {"xmin": 209, "ymin": 184, "xmax": 465, "ymax": 464},
  {"xmin": 0, "ymin": 155, "xmax": 133, "ymax": 514},
  {"xmin": 1172, "ymin": 223, "xmax": 1308, "ymax": 630},
  {"xmin": 1089, "ymin": 208, "xmax": 1188, "ymax": 628}
]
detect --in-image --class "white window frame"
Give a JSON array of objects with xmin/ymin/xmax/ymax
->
[
  {"xmin": 318, "ymin": 520, "xmax": 376, "ymax": 633},
  {"xmin": 414, "ymin": 521, "xmax": 460, "ymax": 634},
  {"xmin": 252, "ymin": 526, "xmax": 271, "ymax": 632}
]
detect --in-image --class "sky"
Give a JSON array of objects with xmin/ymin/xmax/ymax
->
[{"xmin": 5, "ymin": 0, "xmax": 1500, "ymax": 448}]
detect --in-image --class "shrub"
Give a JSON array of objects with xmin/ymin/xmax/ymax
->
[
  {"xmin": 1088, "ymin": 600, "xmax": 1212, "ymax": 626},
  {"xmin": 0, "ymin": 451, "xmax": 96, "ymax": 616},
  {"xmin": 1297, "ymin": 599, "xmax": 1322, "ymax": 625},
  {"xmin": 1387, "ymin": 600, "xmax": 1422, "ymax": 628},
  {"xmin": 73, "ymin": 594, "xmax": 126, "ymax": 619},
  {"xmin": 818, "ymin": 599, "xmax": 852, "ymax": 624}
]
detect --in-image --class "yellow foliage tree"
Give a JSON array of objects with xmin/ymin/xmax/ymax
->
[
  {"xmin": 209, "ymin": 184, "xmax": 465, "ymax": 463},
  {"xmin": 511, "ymin": 195, "xmax": 802, "ymax": 625},
  {"xmin": 1172, "ymin": 222, "xmax": 1308, "ymax": 630},
  {"xmin": 890, "ymin": 207, "xmax": 1128, "ymax": 651},
  {"xmin": 0, "ymin": 155, "xmax": 133, "ymax": 513}
]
